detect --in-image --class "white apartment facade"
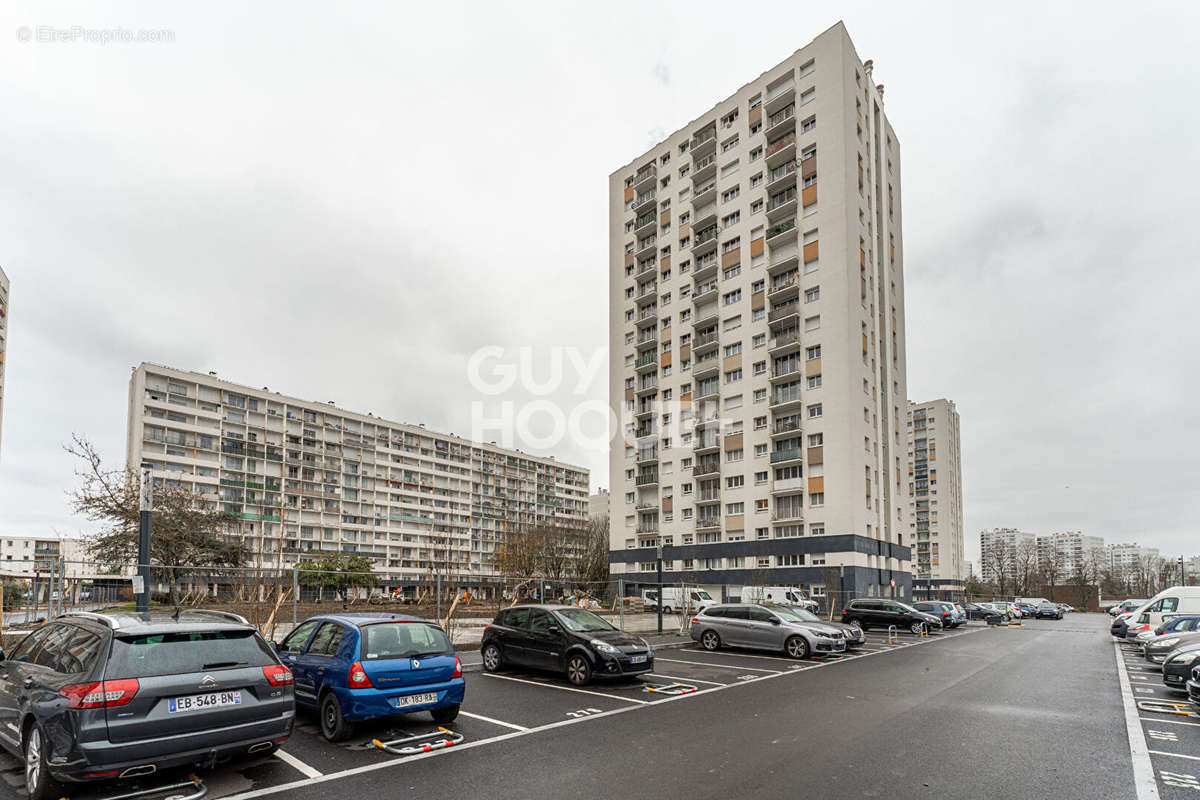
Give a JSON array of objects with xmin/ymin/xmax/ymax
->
[
  {"xmin": 0, "ymin": 266, "xmax": 9, "ymax": 457},
  {"xmin": 907, "ymin": 399, "xmax": 964, "ymax": 598},
  {"xmin": 589, "ymin": 489, "xmax": 611, "ymax": 521},
  {"xmin": 0, "ymin": 535, "xmax": 91, "ymax": 579},
  {"xmin": 126, "ymin": 364, "xmax": 589, "ymax": 591},
  {"xmin": 1036, "ymin": 531, "xmax": 1105, "ymax": 578},
  {"xmin": 608, "ymin": 23, "xmax": 912, "ymax": 603},
  {"xmin": 1108, "ymin": 542, "xmax": 1159, "ymax": 573},
  {"xmin": 978, "ymin": 528, "xmax": 1036, "ymax": 584}
]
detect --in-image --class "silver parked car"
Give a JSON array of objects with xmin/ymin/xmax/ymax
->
[{"xmin": 689, "ymin": 603, "xmax": 848, "ymax": 659}]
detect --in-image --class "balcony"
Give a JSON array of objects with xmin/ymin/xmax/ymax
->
[
  {"xmin": 692, "ymin": 253, "xmax": 719, "ymax": 282},
  {"xmin": 771, "ymin": 507, "xmax": 804, "ymax": 522},
  {"xmin": 637, "ymin": 282, "xmax": 658, "ymax": 300},
  {"xmin": 635, "ymin": 378, "xmax": 658, "ymax": 396},
  {"xmin": 694, "ymin": 381, "xmax": 719, "ymax": 400},
  {"xmin": 636, "ymin": 448, "xmax": 659, "ymax": 464},
  {"xmin": 693, "ymin": 460, "xmax": 720, "ymax": 476},
  {"xmin": 635, "ymin": 306, "xmax": 658, "ymax": 328},
  {"xmin": 635, "ymin": 471, "xmax": 659, "ymax": 487},
  {"xmin": 633, "ymin": 191, "xmax": 657, "ymax": 214},
  {"xmin": 770, "ymin": 362, "xmax": 802, "ymax": 381},
  {"xmin": 770, "ymin": 388, "xmax": 804, "ymax": 412},
  {"xmin": 766, "ymin": 131, "xmax": 797, "ymax": 167},
  {"xmin": 636, "ymin": 523, "xmax": 660, "ymax": 535},
  {"xmin": 692, "ymin": 225, "xmax": 720, "ymax": 257},
  {"xmin": 767, "ymin": 160, "xmax": 799, "ymax": 194},
  {"xmin": 765, "ymin": 103, "xmax": 795, "ymax": 140},
  {"xmin": 768, "ymin": 331, "xmax": 802, "ymax": 355},
  {"xmin": 634, "ymin": 404, "xmax": 657, "ymax": 420},
  {"xmin": 772, "ymin": 477, "xmax": 806, "ymax": 493},
  {"xmin": 691, "ymin": 127, "xmax": 717, "ymax": 159},
  {"xmin": 768, "ymin": 273, "xmax": 799, "ymax": 302},
  {"xmin": 769, "ymin": 447, "xmax": 803, "ymax": 464},
  {"xmin": 635, "ymin": 237, "xmax": 658, "ymax": 260},
  {"xmin": 695, "ymin": 516, "xmax": 721, "ymax": 530},
  {"xmin": 768, "ymin": 302, "xmax": 799, "ymax": 324},
  {"xmin": 634, "ymin": 352, "xmax": 657, "ymax": 373},
  {"xmin": 771, "ymin": 416, "xmax": 803, "ymax": 436},
  {"xmin": 692, "ymin": 330, "xmax": 719, "ymax": 353},
  {"xmin": 691, "ymin": 306, "xmax": 719, "ymax": 330},
  {"xmin": 692, "ymin": 180, "xmax": 717, "ymax": 208},
  {"xmin": 634, "ymin": 424, "xmax": 658, "ymax": 439},
  {"xmin": 766, "ymin": 187, "xmax": 798, "ymax": 222},
  {"xmin": 696, "ymin": 488, "xmax": 721, "ymax": 503},
  {"xmin": 692, "ymin": 355, "xmax": 720, "ymax": 379},
  {"xmin": 637, "ymin": 328, "xmax": 659, "ymax": 346},
  {"xmin": 634, "ymin": 213, "xmax": 657, "ymax": 236},
  {"xmin": 763, "ymin": 80, "xmax": 795, "ymax": 116},
  {"xmin": 765, "ymin": 218, "xmax": 797, "ymax": 244},
  {"xmin": 692, "ymin": 283, "xmax": 718, "ymax": 304},
  {"xmin": 692, "ymin": 153, "xmax": 717, "ymax": 183},
  {"xmin": 694, "ymin": 435, "xmax": 720, "ymax": 454}
]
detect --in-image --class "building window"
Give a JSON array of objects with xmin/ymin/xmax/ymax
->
[
  {"xmin": 808, "ymin": 403, "xmax": 823, "ymax": 418},
  {"xmin": 805, "ymin": 286, "xmax": 820, "ymax": 303},
  {"xmin": 809, "ymin": 492, "xmax": 824, "ymax": 506},
  {"xmin": 726, "ymin": 449, "xmax": 744, "ymax": 462},
  {"xmin": 722, "ymin": 186, "xmax": 740, "ymax": 203}
]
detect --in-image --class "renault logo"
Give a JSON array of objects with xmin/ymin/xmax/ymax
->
[
  {"xmin": 412, "ymin": 659, "xmax": 420, "ymax": 669},
  {"xmin": 199, "ymin": 675, "xmax": 218, "ymax": 689}
]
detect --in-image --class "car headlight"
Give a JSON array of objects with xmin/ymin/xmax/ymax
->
[
  {"xmin": 1156, "ymin": 637, "xmax": 1181, "ymax": 648},
  {"xmin": 1168, "ymin": 652, "xmax": 1200, "ymax": 666},
  {"xmin": 638, "ymin": 637, "xmax": 650, "ymax": 649},
  {"xmin": 591, "ymin": 639, "xmax": 619, "ymax": 654}
]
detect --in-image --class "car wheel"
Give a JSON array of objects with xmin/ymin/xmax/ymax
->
[
  {"xmin": 482, "ymin": 643, "xmax": 503, "ymax": 672},
  {"xmin": 785, "ymin": 635, "xmax": 810, "ymax": 660},
  {"xmin": 320, "ymin": 693, "xmax": 353, "ymax": 742},
  {"xmin": 565, "ymin": 654, "xmax": 592, "ymax": 686},
  {"xmin": 431, "ymin": 703, "xmax": 460, "ymax": 724},
  {"xmin": 662, "ymin": 606, "xmax": 673, "ymax": 614},
  {"xmin": 910, "ymin": 621, "xmax": 925, "ymax": 635},
  {"xmin": 23, "ymin": 725, "xmax": 63, "ymax": 800},
  {"xmin": 700, "ymin": 630, "xmax": 721, "ymax": 651}
]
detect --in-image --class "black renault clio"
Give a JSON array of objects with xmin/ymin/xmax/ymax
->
[{"xmin": 480, "ymin": 605, "xmax": 653, "ymax": 685}]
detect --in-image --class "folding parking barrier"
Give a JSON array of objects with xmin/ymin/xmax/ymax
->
[
  {"xmin": 886, "ymin": 625, "xmax": 899, "ymax": 644},
  {"xmin": 96, "ymin": 774, "xmax": 207, "ymax": 800},
  {"xmin": 918, "ymin": 622, "xmax": 930, "ymax": 638},
  {"xmin": 370, "ymin": 726, "xmax": 465, "ymax": 755},
  {"xmin": 1137, "ymin": 699, "xmax": 1200, "ymax": 719},
  {"xmin": 642, "ymin": 681, "xmax": 699, "ymax": 695}
]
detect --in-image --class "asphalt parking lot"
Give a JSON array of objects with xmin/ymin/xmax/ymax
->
[
  {"xmin": 0, "ymin": 614, "xmax": 1180, "ymax": 800},
  {"xmin": 1115, "ymin": 634, "xmax": 1200, "ymax": 797}
]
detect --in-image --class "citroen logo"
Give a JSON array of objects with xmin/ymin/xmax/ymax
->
[
  {"xmin": 412, "ymin": 659, "xmax": 420, "ymax": 669},
  {"xmin": 199, "ymin": 675, "xmax": 218, "ymax": 689}
]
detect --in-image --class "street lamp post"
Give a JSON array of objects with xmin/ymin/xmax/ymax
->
[{"xmin": 136, "ymin": 467, "xmax": 153, "ymax": 613}]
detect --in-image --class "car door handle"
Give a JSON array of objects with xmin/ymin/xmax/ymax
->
[{"xmin": 22, "ymin": 678, "xmax": 33, "ymax": 688}]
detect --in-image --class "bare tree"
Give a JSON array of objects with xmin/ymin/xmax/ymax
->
[
  {"xmin": 982, "ymin": 540, "xmax": 1015, "ymax": 597},
  {"xmin": 66, "ymin": 435, "xmax": 247, "ymax": 605},
  {"xmin": 578, "ymin": 516, "xmax": 611, "ymax": 586},
  {"xmin": 1015, "ymin": 539, "xmax": 1039, "ymax": 596}
]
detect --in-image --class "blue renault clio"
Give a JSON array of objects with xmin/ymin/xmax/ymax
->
[{"xmin": 274, "ymin": 613, "xmax": 464, "ymax": 741}]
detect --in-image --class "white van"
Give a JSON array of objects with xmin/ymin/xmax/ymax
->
[
  {"xmin": 1128, "ymin": 586, "xmax": 1200, "ymax": 629},
  {"xmin": 642, "ymin": 587, "xmax": 717, "ymax": 613},
  {"xmin": 739, "ymin": 586, "xmax": 818, "ymax": 611},
  {"xmin": 1015, "ymin": 597, "xmax": 1050, "ymax": 609}
]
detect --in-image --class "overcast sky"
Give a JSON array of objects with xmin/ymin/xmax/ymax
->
[{"xmin": 1, "ymin": 2, "xmax": 1198, "ymax": 565}]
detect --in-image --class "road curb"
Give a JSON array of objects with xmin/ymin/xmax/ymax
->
[{"xmin": 459, "ymin": 636, "xmax": 694, "ymax": 673}]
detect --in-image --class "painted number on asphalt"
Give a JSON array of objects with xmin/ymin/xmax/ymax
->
[
  {"xmin": 1148, "ymin": 729, "xmax": 1179, "ymax": 743},
  {"xmin": 737, "ymin": 675, "xmax": 758, "ymax": 681},
  {"xmin": 566, "ymin": 708, "xmax": 603, "ymax": 718},
  {"xmin": 1134, "ymin": 687, "xmax": 1154, "ymax": 694},
  {"xmin": 1160, "ymin": 770, "xmax": 1200, "ymax": 790}
]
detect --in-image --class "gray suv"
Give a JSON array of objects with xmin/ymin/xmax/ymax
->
[
  {"xmin": 690, "ymin": 603, "xmax": 848, "ymax": 659},
  {"xmin": 0, "ymin": 611, "xmax": 295, "ymax": 799}
]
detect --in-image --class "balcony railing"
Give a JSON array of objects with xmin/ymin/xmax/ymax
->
[
  {"xmin": 772, "ymin": 417, "xmax": 802, "ymax": 435},
  {"xmin": 766, "ymin": 131, "xmax": 796, "ymax": 157},
  {"xmin": 769, "ymin": 161, "xmax": 798, "ymax": 184},
  {"xmin": 770, "ymin": 274, "xmax": 798, "ymax": 294},
  {"xmin": 771, "ymin": 363, "xmax": 801, "ymax": 379},
  {"xmin": 769, "ymin": 332, "xmax": 800, "ymax": 350},
  {"xmin": 693, "ymin": 154, "xmax": 716, "ymax": 172},
  {"xmin": 693, "ymin": 331, "xmax": 718, "ymax": 348},
  {"xmin": 635, "ymin": 353, "xmax": 656, "ymax": 369},
  {"xmin": 635, "ymin": 472, "xmax": 659, "ymax": 486},
  {"xmin": 767, "ymin": 187, "xmax": 797, "ymax": 212},
  {"xmin": 768, "ymin": 303, "xmax": 799, "ymax": 322},
  {"xmin": 766, "ymin": 219, "xmax": 797, "ymax": 239},
  {"xmin": 770, "ymin": 448, "xmax": 802, "ymax": 463},
  {"xmin": 771, "ymin": 389, "xmax": 803, "ymax": 406},
  {"xmin": 694, "ymin": 226, "xmax": 719, "ymax": 246},
  {"xmin": 693, "ymin": 461, "xmax": 720, "ymax": 476},
  {"xmin": 696, "ymin": 517, "xmax": 721, "ymax": 529},
  {"xmin": 767, "ymin": 104, "xmax": 795, "ymax": 128}
]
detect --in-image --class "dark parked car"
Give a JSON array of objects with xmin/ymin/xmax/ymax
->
[
  {"xmin": 1035, "ymin": 602, "xmax": 1063, "ymax": 620},
  {"xmin": 1111, "ymin": 613, "xmax": 1134, "ymax": 639},
  {"xmin": 275, "ymin": 613, "xmax": 463, "ymax": 741},
  {"xmin": 842, "ymin": 599, "xmax": 942, "ymax": 634},
  {"xmin": 1187, "ymin": 663, "xmax": 1200, "ymax": 706},
  {"xmin": 0, "ymin": 610, "xmax": 294, "ymax": 800},
  {"xmin": 963, "ymin": 603, "xmax": 994, "ymax": 621},
  {"xmin": 481, "ymin": 605, "xmax": 652, "ymax": 686},
  {"xmin": 1161, "ymin": 642, "xmax": 1200, "ymax": 690},
  {"xmin": 1014, "ymin": 603, "xmax": 1037, "ymax": 618},
  {"xmin": 913, "ymin": 602, "xmax": 962, "ymax": 629}
]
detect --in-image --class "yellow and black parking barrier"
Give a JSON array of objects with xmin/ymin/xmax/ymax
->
[
  {"xmin": 95, "ymin": 773, "xmax": 207, "ymax": 800},
  {"xmin": 642, "ymin": 681, "xmax": 698, "ymax": 695},
  {"xmin": 1137, "ymin": 699, "xmax": 1200, "ymax": 719},
  {"xmin": 370, "ymin": 726, "xmax": 464, "ymax": 755},
  {"xmin": 886, "ymin": 625, "xmax": 899, "ymax": 643}
]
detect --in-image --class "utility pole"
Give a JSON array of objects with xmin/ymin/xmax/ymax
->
[
  {"xmin": 137, "ymin": 467, "xmax": 153, "ymax": 613},
  {"xmin": 656, "ymin": 543, "xmax": 663, "ymax": 635}
]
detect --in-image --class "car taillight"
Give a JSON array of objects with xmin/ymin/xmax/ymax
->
[
  {"xmin": 691, "ymin": 616, "xmax": 700, "ymax": 625},
  {"xmin": 262, "ymin": 664, "xmax": 294, "ymax": 686},
  {"xmin": 841, "ymin": 609, "xmax": 848, "ymax": 615},
  {"xmin": 348, "ymin": 661, "xmax": 373, "ymax": 688},
  {"xmin": 452, "ymin": 655, "xmax": 462, "ymax": 678},
  {"xmin": 59, "ymin": 678, "xmax": 139, "ymax": 709}
]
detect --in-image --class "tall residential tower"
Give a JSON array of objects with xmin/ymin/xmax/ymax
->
[
  {"xmin": 907, "ymin": 398, "xmax": 964, "ymax": 598},
  {"xmin": 608, "ymin": 23, "xmax": 911, "ymax": 603},
  {"xmin": 0, "ymin": 266, "xmax": 9, "ymax": 457}
]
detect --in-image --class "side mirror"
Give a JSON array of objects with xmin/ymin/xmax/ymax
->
[
  {"xmin": 548, "ymin": 625, "xmax": 561, "ymax": 635},
  {"xmin": 768, "ymin": 617, "xmax": 781, "ymax": 625}
]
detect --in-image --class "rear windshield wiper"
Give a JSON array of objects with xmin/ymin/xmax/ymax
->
[{"xmin": 201, "ymin": 661, "xmax": 245, "ymax": 669}]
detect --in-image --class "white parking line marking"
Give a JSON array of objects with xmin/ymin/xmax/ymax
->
[
  {"xmin": 1140, "ymin": 717, "xmax": 1200, "ymax": 728},
  {"xmin": 218, "ymin": 626, "xmax": 984, "ymax": 800},
  {"xmin": 275, "ymin": 749, "xmax": 322, "ymax": 778},
  {"xmin": 680, "ymin": 647, "xmax": 799, "ymax": 662},
  {"xmin": 1149, "ymin": 751, "xmax": 1200, "ymax": 762},
  {"xmin": 1114, "ymin": 642, "xmax": 1162, "ymax": 800},
  {"xmin": 456, "ymin": 710, "xmax": 530, "ymax": 731},
  {"xmin": 480, "ymin": 673, "xmax": 650, "ymax": 704},
  {"xmin": 645, "ymin": 673, "xmax": 727, "ymax": 686},
  {"xmin": 1147, "ymin": 730, "xmax": 1179, "ymax": 743},
  {"xmin": 655, "ymin": 657, "xmax": 780, "ymax": 673}
]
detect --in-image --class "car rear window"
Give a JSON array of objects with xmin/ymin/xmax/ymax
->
[
  {"xmin": 362, "ymin": 622, "xmax": 451, "ymax": 660},
  {"xmin": 108, "ymin": 630, "xmax": 274, "ymax": 679}
]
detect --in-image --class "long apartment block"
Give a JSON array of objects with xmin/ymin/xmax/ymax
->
[
  {"xmin": 126, "ymin": 363, "xmax": 590, "ymax": 589},
  {"xmin": 607, "ymin": 23, "xmax": 912, "ymax": 602},
  {"xmin": 907, "ymin": 398, "xmax": 964, "ymax": 597},
  {"xmin": 0, "ymin": 266, "xmax": 9, "ymax": 457}
]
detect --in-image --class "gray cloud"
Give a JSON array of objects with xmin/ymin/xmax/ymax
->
[{"xmin": 0, "ymin": 1, "xmax": 1197, "ymax": 567}]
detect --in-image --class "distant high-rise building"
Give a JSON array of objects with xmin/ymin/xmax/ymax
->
[
  {"xmin": 1036, "ymin": 531, "xmax": 1105, "ymax": 578},
  {"xmin": 907, "ymin": 398, "xmax": 963, "ymax": 598},
  {"xmin": 607, "ymin": 22, "xmax": 912, "ymax": 602},
  {"xmin": 0, "ymin": 266, "xmax": 8, "ymax": 457},
  {"xmin": 978, "ymin": 528, "xmax": 1036, "ymax": 584},
  {"xmin": 125, "ymin": 363, "xmax": 590, "ymax": 591},
  {"xmin": 589, "ymin": 489, "xmax": 611, "ymax": 521}
]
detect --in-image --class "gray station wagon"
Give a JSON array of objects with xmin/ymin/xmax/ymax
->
[{"xmin": 690, "ymin": 603, "xmax": 848, "ymax": 659}]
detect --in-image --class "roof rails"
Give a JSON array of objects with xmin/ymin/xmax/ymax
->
[
  {"xmin": 58, "ymin": 611, "xmax": 120, "ymax": 629},
  {"xmin": 184, "ymin": 609, "xmax": 250, "ymax": 625}
]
